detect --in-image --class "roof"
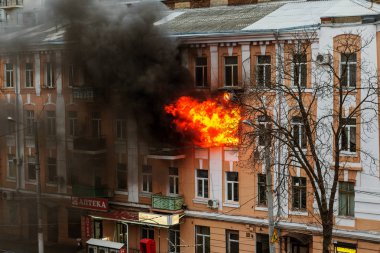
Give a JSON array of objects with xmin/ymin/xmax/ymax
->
[
  {"xmin": 86, "ymin": 238, "xmax": 125, "ymax": 249},
  {"xmin": 163, "ymin": 2, "xmax": 284, "ymax": 35}
]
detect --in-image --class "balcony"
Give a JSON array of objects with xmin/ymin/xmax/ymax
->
[
  {"xmin": 72, "ymin": 86, "xmax": 96, "ymax": 101},
  {"xmin": 0, "ymin": 0, "xmax": 23, "ymax": 9},
  {"xmin": 72, "ymin": 184, "xmax": 111, "ymax": 198},
  {"xmin": 73, "ymin": 137, "xmax": 106, "ymax": 154},
  {"xmin": 151, "ymin": 194, "xmax": 184, "ymax": 213}
]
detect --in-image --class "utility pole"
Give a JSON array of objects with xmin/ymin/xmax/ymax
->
[
  {"xmin": 34, "ymin": 121, "xmax": 44, "ymax": 253},
  {"xmin": 265, "ymin": 128, "xmax": 275, "ymax": 253}
]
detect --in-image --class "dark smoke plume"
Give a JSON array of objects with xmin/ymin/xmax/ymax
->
[{"xmin": 50, "ymin": 0, "xmax": 193, "ymax": 145}]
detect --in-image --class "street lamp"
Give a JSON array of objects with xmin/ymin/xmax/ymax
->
[
  {"xmin": 242, "ymin": 119, "xmax": 276, "ymax": 253},
  {"xmin": 7, "ymin": 117, "xmax": 44, "ymax": 253}
]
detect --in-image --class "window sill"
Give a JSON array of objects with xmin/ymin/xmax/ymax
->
[
  {"xmin": 336, "ymin": 216, "xmax": 355, "ymax": 227},
  {"xmin": 255, "ymin": 206, "xmax": 268, "ymax": 211},
  {"xmin": 6, "ymin": 177, "xmax": 16, "ymax": 182},
  {"xmin": 340, "ymin": 152, "xmax": 357, "ymax": 157},
  {"xmin": 140, "ymin": 192, "xmax": 152, "ymax": 198},
  {"xmin": 46, "ymin": 182, "xmax": 58, "ymax": 187},
  {"xmin": 115, "ymin": 190, "xmax": 128, "ymax": 196},
  {"xmin": 223, "ymin": 202, "xmax": 240, "ymax": 208},
  {"xmin": 289, "ymin": 210, "xmax": 308, "ymax": 216},
  {"xmin": 192, "ymin": 198, "xmax": 208, "ymax": 204}
]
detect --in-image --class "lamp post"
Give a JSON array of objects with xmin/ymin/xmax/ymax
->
[
  {"xmin": 242, "ymin": 119, "xmax": 276, "ymax": 253},
  {"xmin": 7, "ymin": 117, "xmax": 44, "ymax": 253}
]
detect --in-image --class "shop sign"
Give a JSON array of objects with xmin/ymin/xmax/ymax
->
[
  {"xmin": 72, "ymin": 197, "xmax": 109, "ymax": 212},
  {"xmin": 138, "ymin": 212, "xmax": 180, "ymax": 226},
  {"xmin": 335, "ymin": 247, "xmax": 356, "ymax": 253},
  {"xmin": 85, "ymin": 216, "xmax": 91, "ymax": 238}
]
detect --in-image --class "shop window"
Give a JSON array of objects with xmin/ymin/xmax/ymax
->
[
  {"xmin": 5, "ymin": 63, "xmax": 14, "ymax": 88},
  {"xmin": 339, "ymin": 182, "xmax": 355, "ymax": 217},
  {"xmin": 116, "ymin": 163, "xmax": 127, "ymax": 190},
  {"xmin": 226, "ymin": 172, "xmax": 238, "ymax": 202},
  {"xmin": 141, "ymin": 226, "xmax": 154, "ymax": 239},
  {"xmin": 93, "ymin": 220, "xmax": 103, "ymax": 239},
  {"xmin": 142, "ymin": 165, "xmax": 152, "ymax": 193},
  {"xmin": 293, "ymin": 53, "xmax": 307, "ymax": 87},
  {"xmin": 226, "ymin": 230, "xmax": 239, "ymax": 253},
  {"xmin": 195, "ymin": 57, "xmax": 208, "ymax": 87},
  {"xmin": 257, "ymin": 174, "xmax": 267, "ymax": 206},
  {"xmin": 195, "ymin": 226, "xmax": 210, "ymax": 253},
  {"xmin": 25, "ymin": 62, "xmax": 34, "ymax": 88},
  {"xmin": 116, "ymin": 223, "xmax": 128, "ymax": 243},
  {"xmin": 256, "ymin": 55, "xmax": 271, "ymax": 87},
  {"xmin": 169, "ymin": 225, "xmax": 180, "ymax": 253},
  {"xmin": 27, "ymin": 156, "xmax": 36, "ymax": 181},
  {"xmin": 169, "ymin": 167, "xmax": 179, "ymax": 195},
  {"xmin": 340, "ymin": 53, "xmax": 357, "ymax": 88},
  {"xmin": 224, "ymin": 56, "xmax": 238, "ymax": 86},
  {"xmin": 340, "ymin": 118, "xmax": 356, "ymax": 153},
  {"xmin": 292, "ymin": 177, "xmax": 307, "ymax": 210},
  {"xmin": 196, "ymin": 169, "xmax": 208, "ymax": 199}
]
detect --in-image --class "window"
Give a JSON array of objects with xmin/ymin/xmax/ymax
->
[
  {"xmin": 91, "ymin": 112, "xmax": 102, "ymax": 138},
  {"xmin": 292, "ymin": 177, "xmax": 307, "ymax": 210},
  {"xmin": 116, "ymin": 163, "xmax": 127, "ymax": 190},
  {"xmin": 7, "ymin": 154, "xmax": 16, "ymax": 179},
  {"xmin": 141, "ymin": 226, "xmax": 154, "ymax": 239},
  {"xmin": 195, "ymin": 57, "xmax": 208, "ymax": 87},
  {"xmin": 257, "ymin": 174, "xmax": 267, "ymax": 206},
  {"xmin": 256, "ymin": 233, "xmax": 269, "ymax": 253},
  {"xmin": 27, "ymin": 156, "xmax": 36, "ymax": 181},
  {"xmin": 293, "ymin": 53, "xmax": 307, "ymax": 87},
  {"xmin": 226, "ymin": 172, "xmax": 238, "ymax": 202},
  {"xmin": 257, "ymin": 115, "xmax": 271, "ymax": 147},
  {"xmin": 142, "ymin": 165, "xmax": 152, "ymax": 193},
  {"xmin": 169, "ymin": 225, "xmax": 180, "ymax": 253},
  {"xmin": 195, "ymin": 226, "xmax": 210, "ymax": 253},
  {"xmin": 340, "ymin": 118, "xmax": 356, "ymax": 153},
  {"xmin": 93, "ymin": 220, "xmax": 103, "ymax": 239},
  {"xmin": 47, "ymin": 157, "xmax": 57, "ymax": 183},
  {"xmin": 68, "ymin": 111, "xmax": 78, "ymax": 137},
  {"xmin": 339, "ymin": 182, "xmax": 355, "ymax": 217},
  {"xmin": 196, "ymin": 169, "xmax": 208, "ymax": 199},
  {"xmin": 116, "ymin": 223, "xmax": 128, "ymax": 243},
  {"xmin": 257, "ymin": 55, "xmax": 271, "ymax": 87},
  {"xmin": 45, "ymin": 62, "xmax": 54, "ymax": 88},
  {"xmin": 46, "ymin": 111, "xmax": 56, "ymax": 136},
  {"xmin": 25, "ymin": 110, "xmax": 35, "ymax": 136},
  {"xmin": 25, "ymin": 62, "xmax": 34, "ymax": 87},
  {"xmin": 226, "ymin": 230, "xmax": 239, "ymax": 253},
  {"xmin": 116, "ymin": 119, "xmax": 126, "ymax": 139},
  {"xmin": 292, "ymin": 116, "xmax": 307, "ymax": 150},
  {"xmin": 341, "ymin": 53, "xmax": 357, "ymax": 88},
  {"xmin": 5, "ymin": 63, "xmax": 14, "ymax": 88},
  {"xmin": 224, "ymin": 56, "xmax": 238, "ymax": 86},
  {"xmin": 169, "ymin": 167, "xmax": 179, "ymax": 195},
  {"xmin": 68, "ymin": 64, "xmax": 75, "ymax": 87}
]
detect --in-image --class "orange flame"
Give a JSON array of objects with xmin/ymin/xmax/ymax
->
[{"xmin": 164, "ymin": 95, "xmax": 241, "ymax": 148}]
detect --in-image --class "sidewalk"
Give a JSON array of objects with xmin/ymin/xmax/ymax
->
[{"xmin": 0, "ymin": 239, "xmax": 78, "ymax": 253}]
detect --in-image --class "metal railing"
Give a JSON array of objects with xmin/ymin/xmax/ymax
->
[
  {"xmin": 0, "ymin": 0, "xmax": 23, "ymax": 7},
  {"xmin": 151, "ymin": 194, "xmax": 184, "ymax": 211}
]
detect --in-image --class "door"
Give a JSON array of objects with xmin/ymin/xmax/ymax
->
[{"xmin": 47, "ymin": 208, "xmax": 58, "ymax": 242}]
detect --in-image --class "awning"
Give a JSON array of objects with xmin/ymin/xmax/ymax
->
[{"xmin": 87, "ymin": 238, "xmax": 124, "ymax": 249}]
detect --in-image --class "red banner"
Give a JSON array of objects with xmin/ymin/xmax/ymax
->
[
  {"xmin": 72, "ymin": 197, "xmax": 109, "ymax": 212},
  {"xmin": 85, "ymin": 216, "xmax": 91, "ymax": 238}
]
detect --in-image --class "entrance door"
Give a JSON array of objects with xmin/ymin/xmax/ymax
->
[
  {"xmin": 47, "ymin": 208, "xmax": 58, "ymax": 242},
  {"xmin": 292, "ymin": 244, "xmax": 308, "ymax": 253}
]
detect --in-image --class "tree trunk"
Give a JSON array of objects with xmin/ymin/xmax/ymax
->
[{"xmin": 322, "ymin": 221, "xmax": 333, "ymax": 253}]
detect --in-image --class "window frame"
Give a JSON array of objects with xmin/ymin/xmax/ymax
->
[
  {"xmin": 27, "ymin": 156, "xmax": 36, "ymax": 181},
  {"xmin": 68, "ymin": 111, "xmax": 78, "ymax": 137},
  {"xmin": 195, "ymin": 57, "xmax": 208, "ymax": 87},
  {"xmin": 292, "ymin": 176, "xmax": 307, "ymax": 211},
  {"xmin": 340, "ymin": 117, "xmax": 356, "ymax": 154},
  {"xmin": 225, "ymin": 171, "xmax": 239, "ymax": 203},
  {"xmin": 338, "ymin": 182, "xmax": 355, "ymax": 217},
  {"xmin": 45, "ymin": 62, "xmax": 55, "ymax": 88},
  {"xmin": 7, "ymin": 154, "xmax": 16, "ymax": 179},
  {"xmin": 196, "ymin": 169, "xmax": 209, "ymax": 199},
  {"xmin": 169, "ymin": 167, "xmax": 179, "ymax": 196},
  {"xmin": 47, "ymin": 157, "xmax": 57, "ymax": 183},
  {"xmin": 226, "ymin": 230, "xmax": 239, "ymax": 253},
  {"xmin": 291, "ymin": 116, "xmax": 307, "ymax": 150},
  {"xmin": 169, "ymin": 225, "xmax": 180, "ymax": 253},
  {"xmin": 25, "ymin": 62, "xmax": 34, "ymax": 88},
  {"xmin": 25, "ymin": 110, "xmax": 35, "ymax": 136},
  {"xmin": 340, "ymin": 53, "xmax": 357, "ymax": 88},
  {"xmin": 46, "ymin": 111, "xmax": 56, "ymax": 136},
  {"xmin": 5, "ymin": 63, "xmax": 14, "ymax": 88},
  {"xmin": 141, "ymin": 226, "xmax": 154, "ymax": 239},
  {"xmin": 256, "ymin": 55, "xmax": 271, "ymax": 87},
  {"xmin": 195, "ymin": 226, "xmax": 210, "ymax": 253},
  {"xmin": 91, "ymin": 112, "xmax": 102, "ymax": 138},
  {"xmin": 257, "ymin": 115, "xmax": 272, "ymax": 147},
  {"xmin": 116, "ymin": 163, "xmax": 127, "ymax": 191},
  {"xmin": 115, "ymin": 119, "xmax": 127, "ymax": 140},
  {"xmin": 257, "ymin": 174, "xmax": 267, "ymax": 206},
  {"xmin": 292, "ymin": 53, "xmax": 307, "ymax": 88},
  {"xmin": 142, "ymin": 165, "xmax": 152, "ymax": 194},
  {"xmin": 224, "ymin": 56, "xmax": 238, "ymax": 87}
]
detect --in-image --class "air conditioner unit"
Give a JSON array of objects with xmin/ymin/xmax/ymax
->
[
  {"xmin": 207, "ymin": 199, "xmax": 219, "ymax": 209},
  {"xmin": 316, "ymin": 53, "xmax": 331, "ymax": 65},
  {"xmin": 2, "ymin": 191, "xmax": 14, "ymax": 200}
]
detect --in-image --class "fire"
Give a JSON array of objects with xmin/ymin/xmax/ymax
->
[{"xmin": 164, "ymin": 95, "xmax": 241, "ymax": 148}]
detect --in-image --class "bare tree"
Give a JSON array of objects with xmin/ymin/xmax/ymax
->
[{"xmin": 238, "ymin": 30, "xmax": 378, "ymax": 253}]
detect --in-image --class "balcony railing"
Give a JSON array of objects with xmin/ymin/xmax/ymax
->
[
  {"xmin": 0, "ymin": 0, "xmax": 23, "ymax": 8},
  {"xmin": 72, "ymin": 184, "xmax": 111, "ymax": 197},
  {"xmin": 72, "ymin": 86, "xmax": 96, "ymax": 101},
  {"xmin": 151, "ymin": 194, "xmax": 184, "ymax": 211},
  {"xmin": 73, "ymin": 137, "xmax": 106, "ymax": 152}
]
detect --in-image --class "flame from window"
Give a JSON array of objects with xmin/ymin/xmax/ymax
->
[{"xmin": 164, "ymin": 95, "xmax": 241, "ymax": 148}]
